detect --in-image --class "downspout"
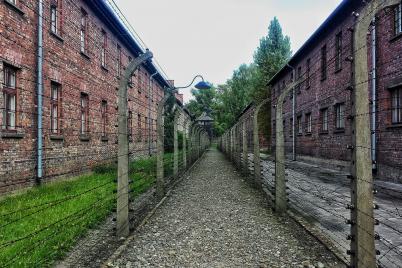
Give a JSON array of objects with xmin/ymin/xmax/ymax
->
[
  {"xmin": 36, "ymin": 0, "xmax": 44, "ymax": 183},
  {"xmin": 286, "ymin": 63, "xmax": 296, "ymax": 161},
  {"xmin": 371, "ymin": 18, "xmax": 377, "ymax": 171},
  {"xmin": 148, "ymin": 72, "xmax": 158, "ymax": 156}
]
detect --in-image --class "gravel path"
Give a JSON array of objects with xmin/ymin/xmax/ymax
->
[{"xmin": 109, "ymin": 148, "xmax": 344, "ymax": 268}]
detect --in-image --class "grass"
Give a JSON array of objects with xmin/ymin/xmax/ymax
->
[{"xmin": 0, "ymin": 153, "xmax": 176, "ymax": 267}]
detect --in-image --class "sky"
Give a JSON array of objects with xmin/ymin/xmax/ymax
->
[{"xmin": 113, "ymin": 0, "xmax": 343, "ymax": 103}]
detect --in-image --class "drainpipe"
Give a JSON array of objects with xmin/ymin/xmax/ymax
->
[
  {"xmin": 371, "ymin": 18, "xmax": 377, "ymax": 171},
  {"xmin": 148, "ymin": 72, "xmax": 158, "ymax": 156},
  {"xmin": 286, "ymin": 63, "xmax": 296, "ymax": 161},
  {"xmin": 36, "ymin": 0, "xmax": 44, "ymax": 183}
]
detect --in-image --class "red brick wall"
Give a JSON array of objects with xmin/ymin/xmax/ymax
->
[
  {"xmin": 0, "ymin": 0, "xmax": 166, "ymax": 194},
  {"xmin": 270, "ymin": 4, "xmax": 402, "ymax": 183}
]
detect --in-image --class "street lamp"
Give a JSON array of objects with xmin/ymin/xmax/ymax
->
[{"xmin": 172, "ymin": 75, "xmax": 212, "ymax": 91}]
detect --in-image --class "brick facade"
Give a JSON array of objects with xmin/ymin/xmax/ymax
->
[
  {"xmin": 0, "ymin": 0, "xmax": 170, "ymax": 194},
  {"xmin": 270, "ymin": 0, "xmax": 402, "ymax": 183}
]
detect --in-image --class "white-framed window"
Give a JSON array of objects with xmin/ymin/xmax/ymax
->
[
  {"xmin": 321, "ymin": 108, "xmax": 328, "ymax": 132},
  {"xmin": 101, "ymin": 30, "xmax": 107, "ymax": 68},
  {"xmin": 101, "ymin": 100, "xmax": 107, "ymax": 137},
  {"xmin": 50, "ymin": 82, "xmax": 61, "ymax": 134},
  {"xmin": 392, "ymin": 88, "xmax": 402, "ymax": 124},
  {"xmin": 80, "ymin": 9, "xmax": 87, "ymax": 53},
  {"xmin": 297, "ymin": 116, "xmax": 302, "ymax": 135},
  {"xmin": 80, "ymin": 93, "xmax": 89, "ymax": 135},
  {"xmin": 50, "ymin": 2, "xmax": 58, "ymax": 34},
  {"xmin": 306, "ymin": 113, "xmax": 312, "ymax": 133},
  {"xmin": 2, "ymin": 65, "xmax": 17, "ymax": 130},
  {"xmin": 335, "ymin": 103, "xmax": 345, "ymax": 129},
  {"xmin": 395, "ymin": 2, "xmax": 402, "ymax": 35}
]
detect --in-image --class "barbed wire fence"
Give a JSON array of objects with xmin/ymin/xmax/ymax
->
[{"xmin": 219, "ymin": 1, "xmax": 402, "ymax": 267}]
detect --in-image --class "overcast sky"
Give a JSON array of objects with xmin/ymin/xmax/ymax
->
[{"xmin": 114, "ymin": 0, "xmax": 342, "ymax": 103}]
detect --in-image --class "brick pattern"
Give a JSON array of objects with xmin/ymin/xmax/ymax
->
[
  {"xmin": 0, "ymin": 0, "xmax": 166, "ymax": 194},
  {"xmin": 270, "ymin": 4, "xmax": 402, "ymax": 183}
]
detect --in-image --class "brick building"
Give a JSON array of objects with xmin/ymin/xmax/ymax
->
[
  {"xmin": 269, "ymin": 0, "xmax": 402, "ymax": 183},
  {"xmin": 0, "ymin": 0, "xmax": 172, "ymax": 194}
]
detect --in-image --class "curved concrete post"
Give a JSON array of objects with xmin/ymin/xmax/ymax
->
[
  {"xmin": 350, "ymin": 2, "xmax": 399, "ymax": 267},
  {"xmin": 253, "ymin": 99, "xmax": 270, "ymax": 184},
  {"xmin": 117, "ymin": 51, "xmax": 153, "ymax": 238},
  {"xmin": 156, "ymin": 92, "xmax": 171, "ymax": 200},
  {"xmin": 242, "ymin": 119, "xmax": 248, "ymax": 173},
  {"xmin": 275, "ymin": 80, "xmax": 299, "ymax": 215},
  {"xmin": 173, "ymin": 108, "xmax": 180, "ymax": 179},
  {"xmin": 183, "ymin": 118, "xmax": 189, "ymax": 170}
]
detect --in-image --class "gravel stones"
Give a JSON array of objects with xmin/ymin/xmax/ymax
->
[{"xmin": 109, "ymin": 149, "xmax": 344, "ymax": 268}]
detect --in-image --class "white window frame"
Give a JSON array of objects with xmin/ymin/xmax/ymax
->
[
  {"xmin": 396, "ymin": 2, "xmax": 402, "ymax": 35},
  {"xmin": 335, "ymin": 103, "xmax": 345, "ymax": 129},
  {"xmin": 392, "ymin": 88, "xmax": 402, "ymax": 124}
]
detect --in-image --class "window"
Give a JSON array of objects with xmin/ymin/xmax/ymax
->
[
  {"xmin": 395, "ymin": 2, "xmax": 402, "ymax": 35},
  {"xmin": 50, "ymin": 82, "xmax": 61, "ymax": 134},
  {"xmin": 137, "ymin": 114, "xmax": 142, "ymax": 140},
  {"xmin": 128, "ymin": 111, "xmax": 133, "ymax": 140},
  {"xmin": 306, "ymin": 58, "xmax": 311, "ymax": 88},
  {"xmin": 101, "ymin": 30, "xmax": 107, "ymax": 68},
  {"xmin": 80, "ymin": 9, "xmax": 87, "ymax": 53},
  {"xmin": 335, "ymin": 103, "xmax": 345, "ymax": 129},
  {"xmin": 391, "ymin": 88, "xmax": 402, "ymax": 124},
  {"xmin": 335, "ymin": 32, "xmax": 343, "ymax": 71},
  {"xmin": 101, "ymin": 100, "xmax": 107, "ymax": 137},
  {"xmin": 289, "ymin": 118, "xmax": 293, "ymax": 137},
  {"xmin": 128, "ymin": 56, "xmax": 133, "ymax": 87},
  {"xmin": 117, "ymin": 44, "xmax": 121, "ymax": 77},
  {"xmin": 145, "ymin": 116, "xmax": 148, "ymax": 141},
  {"xmin": 138, "ymin": 68, "xmax": 142, "ymax": 94},
  {"xmin": 297, "ymin": 116, "xmax": 302, "ymax": 135},
  {"xmin": 321, "ymin": 45, "xmax": 327, "ymax": 80},
  {"xmin": 80, "ymin": 93, "xmax": 89, "ymax": 135},
  {"xmin": 321, "ymin": 108, "xmax": 329, "ymax": 132},
  {"xmin": 2, "ymin": 65, "xmax": 17, "ymax": 130},
  {"xmin": 297, "ymin": 66, "xmax": 302, "ymax": 91},
  {"xmin": 50, "ymin": 3, "xmax": 59, "ymax": 35},
  {"xmin": 306, "ymin": 113, "xmax": 312, "ymax": 133}
]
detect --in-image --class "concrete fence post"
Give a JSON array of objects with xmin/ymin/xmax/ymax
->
[
  {"xmin": 349, "ymin": 1, "xmax": 398, "ymax": 266},
  {"xmin": 117, "ymin": 51, "xmax": 153, "ymax": 238},
  {"xmin": 156, "ymin": 92, "xmax": 170, "ymax": 200},
  {"xmin": 173, "ymin": 110, "xmax": 179, "ymax": 178},
  {"xmin": 183, "ymin": 119, "xmax": 188, "ymax": 170},
  {"xmin": 275, "ymin": 80, "xmax": 298, "ymax": 215},
  {"xmin": 254, "ymin": 99, "xmax": 270, "ymax": 184},
  {"xmin": 242, "ymin": 120, "xmax": 248, "ymax": 173}
]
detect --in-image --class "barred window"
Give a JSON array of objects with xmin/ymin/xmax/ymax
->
[
  {"xmin": 335, "ymin": 32, "xmax": 342, "ymax": 71},
  {"xmin": 306, "ymin": 113, "xmax": 312, "ymax": 133},
  {"xmin": 335, "ymin": 103, "xmax": 345, "ymax": 129},
  {"xmin": 321, "ymin": 108, "xmax": 328, "ymax": 132},
  {"xmin": 321, "ymin": 45, "xmax": 327, "ymax": 80},
  {"xmin": 395, "ymin": 2, "xmax": 402, "ymax": 35},
  {"xmin": 101, "ymin": 30, "xmax": 107, "ymax": 68},
  {"xmin": 80, "ymin": 93, "xmax": 89, "ymax": 135},
  {"xmin": 2, "ymin": 65, "xmax": 17, "ymax": 130},
  {"xmin": 51, "ymin": 82, "xmax": 61, "ymax": 134},
  {"xmin": 80, "ymin": 9, "xmax": 87, "ymax": 53},
  {"xmin": 392, "ymin": 88, "xmax": 402, "ymax": 124}
]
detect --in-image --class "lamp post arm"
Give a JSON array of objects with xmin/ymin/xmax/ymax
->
[{"xmin": 174, "ymin": 75, "xmax": 205, "ymax": 90}]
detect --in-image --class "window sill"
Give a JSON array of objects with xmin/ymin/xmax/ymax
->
[
  {"xmin": 297, "ymin": 133, "xmax": 303, "ymax": 136},
  {"xmin": 79, "ymin": 134, "xmax": 90, "ymax": 141},
  {"xmin": 319, "ymin": 131, "xmax": 329, "ymax": 135},
  {"xmin": 334, "ymin": 128, "xmax": 345, "ymax": 134},
  {"xmin": 4, "ymin": 0, "xmax": 24, "ymax": 15},
  {"xmin": 50, "ymin": 134, "xmax": 64, "ymax": 141},
  {"xmin": 80, "ymin": 51, "xmax": 90, "ymax": 60},
  {"xmin": 101, "ymin": 136, "xmax": 109, "ymax": 142},
  {"xmin": 387, "ymin": 123, "xmax": 402, "ymax": 129},
  {"xmin": 101, "ymin": 65, "xmax": 109, "ymax": 72},
  {"xmin": 305, "ymin": 132, "xmax": 312, "ymax": 136},
  {"xmin": 390, "ymin": 32, "xmax": 402, "ymax": 43},
  {"xmin": 335, "ymin": 67, "xmax": 342, "ymax": 74},
  {"xmin": 1, "ymin": 132, "xmax": 25, "ymax": 139},
  {"xmin": 50, "ymin": 31, "xmax": 64, "ymax": 42}
]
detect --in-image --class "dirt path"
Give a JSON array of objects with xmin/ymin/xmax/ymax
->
[{"xmin": 107, "ymin": 148, "xmax": 343, "ymax": 268}]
